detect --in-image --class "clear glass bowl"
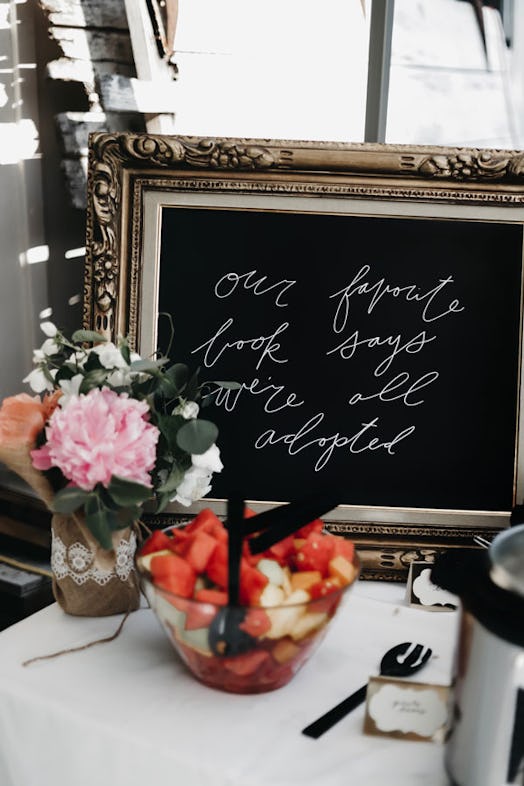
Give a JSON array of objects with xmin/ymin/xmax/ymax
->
[{"xmin": 136, "ymin": 536, "xmax": 360, "ymax": 694}]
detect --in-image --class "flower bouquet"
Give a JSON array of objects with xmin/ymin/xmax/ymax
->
[{"xmin": 0, "ymin": 322, "xmax": 235, "ymax": 617}]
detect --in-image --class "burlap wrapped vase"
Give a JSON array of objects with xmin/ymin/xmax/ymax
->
[{"xmin": 50, "ymin": 512, "xmax": 141, "ymax": 616}]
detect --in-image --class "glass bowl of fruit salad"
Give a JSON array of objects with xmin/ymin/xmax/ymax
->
[{"xmin": 136, "ymin": 508, "xmax": 360, "ymax": 694}]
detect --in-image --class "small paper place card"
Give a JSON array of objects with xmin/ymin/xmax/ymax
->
[
  {"xmin": 363, "ymin": 676, "xmax": 451, "ymax": 743},
  {"xmin": 406, "ymin": 561, "xmax": 458, "ymax": 610}
]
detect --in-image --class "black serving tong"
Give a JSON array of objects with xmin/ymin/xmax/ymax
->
[
  {"xmin": 207, "ymin": 488, "xmax": 342, "ymax": 657},
  {"xmin": 208, "ymin": 496, "xmax": 254, "ymax": 657},
  {"xmin": 242, "ymin": 487, "xmax": 342, "ymax": 554}
]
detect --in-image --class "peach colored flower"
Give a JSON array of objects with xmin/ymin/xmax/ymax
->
[
  {"xmin": 0, "ymin": 393, "xmax": 51, "ymax": 448},
  {"xmin": 0, "ymin": 392, "xmax": 60, "ymax": 507},
  {"xmin": 31, "ymin": 387, "xmax": 159, "ymax": 491}
]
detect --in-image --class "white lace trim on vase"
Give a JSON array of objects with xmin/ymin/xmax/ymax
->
[{"xmin": 51, "ymin": 530, "xmax": 137, "ymax": 586}]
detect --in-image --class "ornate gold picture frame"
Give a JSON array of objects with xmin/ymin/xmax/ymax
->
[{"xmin": 85, "ymin": 134, "xmax": 524, "ymax": 579}]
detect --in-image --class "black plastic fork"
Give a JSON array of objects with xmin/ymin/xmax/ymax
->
[{"xmin": 302, "ymin": 641, "xmax": 433, "ymax": 739}]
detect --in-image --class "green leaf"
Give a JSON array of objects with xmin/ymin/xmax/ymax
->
[
  {"xmin": 114, "ymin": 505, "xmax": 142, "ymax": 529},
  {"xmin": 106, "ymin": 476, "xmax": 152, "ymax": 507},
  {"xmin": 54, "ymin": 365, "xmax": 77, "ymax": 382},
  {"xmin": 72, "ymin": 329, "xmax": 107, "ymax": 344},
  {"xmin": 176, "ymin": 418, "xmax": 218, "ymax": 455},
  {"xmin": 165, "ymin": 363, "xmax": 189, "ymax": 394},
  {"xmin": 52, "ymin": 486, "xmax": 90, "ymax": 514},
  {"xmin": 84, "ymin": 352, "xmax": 104, "ymax": 372},
  {"xmin": 129, "ymin": 358, "xmax": 165, "ymax": 374},
  {"xmin": 155, "ymin": 491, "xmax": 173, "ymax": 514},
  {"xmin": 156, "ymin": 465, "xmax": 186, "ymax": 494},
  {"xmin": 157, "ymin": 413, "xmax": 185, "ymax": 449},
  {"xmin": 79, "ymin": 369, "xmax": 108, "ymax": 393},
  {"xmin": 84, "ymin": 494, "xmax": 115, "ymax": 549},
  {"xmin": 155, "ymin": 375, "xmax": 180, "ymax": 400},
  {"xmin": 185, "ymin": 368, "xmax": 200, "ymax": 401},
  {"xmin": 119, "ymin": 340, "xmax": 131, "ymax": 365}
]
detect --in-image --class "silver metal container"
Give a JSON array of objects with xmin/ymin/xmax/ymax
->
[{"xmin": 432, "ymin": 525, "xmax": 524, "ymax": 786}]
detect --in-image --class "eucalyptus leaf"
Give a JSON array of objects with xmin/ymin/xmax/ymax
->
[
  {"xmin": 72, "ymin": 329, "xmax": 107, "ymax": 344},
  {"xmin": 52, "ymin": 486, "xmax": 89, "ymax": 514},
  {"xmin": 176, "ymin": 418, "xmax": 218, "ymax": 455},
  {"xmin": 107, "ymin": 476, "xmax": 152, "ymax": 507}
]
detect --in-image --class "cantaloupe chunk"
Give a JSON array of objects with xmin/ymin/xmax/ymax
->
[
  {"xmin": 328, "ymin": 554, "xmax": 357, "ymax": 586},
  {"xmin": 290, "ymin": 570, "xmax": 322, "ymax": 593},
  {"xmin": 271, "ymin": 637, "xmax": 301, "ymax": 663}
]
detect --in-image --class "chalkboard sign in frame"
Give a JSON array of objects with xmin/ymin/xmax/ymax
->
[{"xmin": 85, "ymin": 134, "xmax": 524, "ymax": 580}]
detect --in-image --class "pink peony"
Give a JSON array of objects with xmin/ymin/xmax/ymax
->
[{"xmin": 31, "ymin": 387, "xmax": 159, "ymax": 491}]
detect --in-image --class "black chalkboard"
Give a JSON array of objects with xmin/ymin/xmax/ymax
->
[{"xmin": 158, "ymin": 207, "xmax": 522, "ymax": 513}]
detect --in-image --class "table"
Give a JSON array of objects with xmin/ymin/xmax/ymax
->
[{"xmin": 0, "ymin": 580, "xmax": 458, "ymax": 786}]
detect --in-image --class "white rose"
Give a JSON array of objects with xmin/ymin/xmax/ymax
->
[
  {"xmin": 171, "ymin": 466, "xmax": 213, "ymax": 506},
  {"xmin": 174, "ymin": 400, "xmax": 200, "ymax": 420},
  {"xmin": 191, "ymin": 444, "xmax": 223, "ymax": 474},
  {"xmin": 40, "ymin": 321, "xmax": 58, "ymax": 338},
  {"xmin": 91, "ymin": 342, "xmax": 128, "ymax": 369}
]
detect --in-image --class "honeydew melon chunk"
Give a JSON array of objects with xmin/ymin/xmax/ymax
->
[
  {"xmin": 283, "ymin": 589, "xmax": 310, "ymax": 605},
  {"xmin": 289, "ymin": 612, "xmax": 328, "ymax": 641},
  {"xmin": 259, "ymin": 583, "xmax": 286, "ymax": 607},
  {"xmin": 154, "ymin": 592, "xmax": 187, "ymax": 630},
  {"xmin": 177, "ymin": 625, "xmax": 213, "ymax": 656},
  {"xmin": 257, "ymin": 558, "xmax": 286, "ymax": 586},
  {"xmin": 264, "ymin": 589, "xmax": 309, "ymax": 639}
]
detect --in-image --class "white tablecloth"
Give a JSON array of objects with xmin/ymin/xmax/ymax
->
[{"xmin": 0, "ymin": 581, "xmax": 458, "ymax": 786}]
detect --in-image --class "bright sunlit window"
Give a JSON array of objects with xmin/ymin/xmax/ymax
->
[
  {"xmin": 167, "ymin": 0, "xmax": 523, "ymax": 149},
  {"xmin": 171, "ymin": 0, "xmax": 371, "ymax": 141}
]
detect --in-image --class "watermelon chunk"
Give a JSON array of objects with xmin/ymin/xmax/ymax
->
[
  {"xmin": 139, "ymin": 529, "xmax": 172, "ymax": 556},
  {"xmin": 184, "ymin": 531, "xmax": 218, "ymax": 573},
  {"xmin": 294, "ymin": 532, "xmax": 335, "ymax": 576},
  {"xmin": 150, "ymin": 553, "xmax": 196, "ymax": 598}
]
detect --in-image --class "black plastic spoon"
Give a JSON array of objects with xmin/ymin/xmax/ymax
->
[{"xmin": 301, "ymin": 641, "xmax": 433, "ymax": 739}]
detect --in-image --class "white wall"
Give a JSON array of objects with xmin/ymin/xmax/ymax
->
[{"xmin": 0, "ymin": 0, "xmax": 48, "ymax": 400}]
